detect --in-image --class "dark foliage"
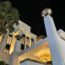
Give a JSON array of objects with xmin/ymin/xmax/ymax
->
[{"xmin": 0, "ymin": 61, "xmax": 8, "ymax": 65}]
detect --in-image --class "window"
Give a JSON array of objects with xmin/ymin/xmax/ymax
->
[
  {"xmin": 5, "ymin": 44, "xmax": 10, "ymax": 50},
  {"xmin": 21, "ymin": 44, "xmax": 25, "ymax": 50},
  {"xmin": 27, "ymin": 37, "xmax": 29, "ymax": 39},
  {"xmin": 22, "ymin": 34, "xmax": 25, "ymax": 37},
  {"xmin": 31, "ymin": 38, "xmax": 34, "ymax": 41},
  {"xmin": 15, "ymin": 35, "xmax": 22, "ymax": 40},
  {"xmin": 31, "ymin": 38, "xmax": 34, "ymax": 46},
  {"xmin": 9, "ymin": 34, "xmax": 13, "ymax": 37}
]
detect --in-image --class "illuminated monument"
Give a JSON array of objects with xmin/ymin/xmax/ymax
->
[
  {"xmin": 0, "ymin": 8, "xmax": 65, "ymax": 65},
  {"xmin": 42, "ymin": 8, "xmax": 65, "ymax": 65}
]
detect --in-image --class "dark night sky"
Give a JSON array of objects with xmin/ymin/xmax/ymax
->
[{"xmin": 1, "ymin": 0, "xmax": 65, "ymax": 37}]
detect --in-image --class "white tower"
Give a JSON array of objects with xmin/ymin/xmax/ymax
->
[{"xmin": 42, "ymin": 8, "xmax": 65, "ymax": 65}]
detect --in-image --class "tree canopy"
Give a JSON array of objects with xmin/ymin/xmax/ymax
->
[
  {"xmin": 0, "ymin": 61, "xmax": 8, "ymax": 65},
  {"xmin": 0, "ymin": 1, "xmax": 19, "ymax": 35}
]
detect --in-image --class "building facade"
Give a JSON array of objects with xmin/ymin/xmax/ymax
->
[
  {"xmin": 0, "ymin": 20, "xmax": 37, "ymax": 65},
  {"xmin": 0, "ymin": 19, "xmax": 52, "ymax": 65}
]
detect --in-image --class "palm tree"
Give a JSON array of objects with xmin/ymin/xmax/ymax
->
[{"xmin": 0, "ymin": 1, "xmax": 19, "ymax": 52}]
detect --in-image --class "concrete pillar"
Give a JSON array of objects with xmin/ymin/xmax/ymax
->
[
  {"xmin": 9, "ymin": 53, "xmax": 19, "ymax": 65},
  {"xmin": 14, "ymin": 40, "xmax": 21, "ymax": 53}
]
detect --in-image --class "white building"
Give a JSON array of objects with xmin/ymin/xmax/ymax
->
[{"xmin": 0, "ymin": 20, "xmax": 37, "ymax": 65}]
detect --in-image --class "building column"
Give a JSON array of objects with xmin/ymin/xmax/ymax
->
[
  {"xmin": 0, "ymin": 32, "xmax": 9, "ymax": 53},
  {"xmin": 9, "ymin": 53, "xmax": 19, "ymax": 65}
]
